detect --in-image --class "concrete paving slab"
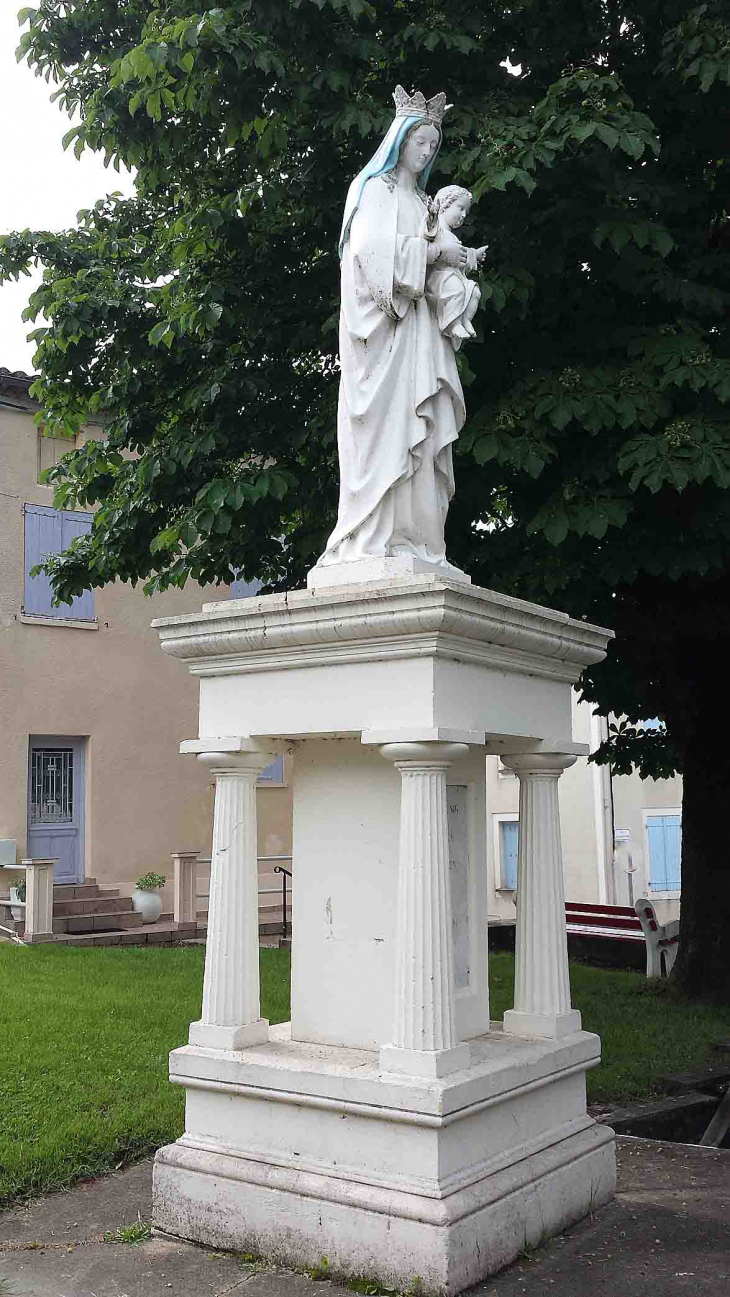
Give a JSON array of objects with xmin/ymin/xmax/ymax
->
[
  {"xmin": 476, "ymin": 1136, "xmax": 730, "ymax": 1297},
  {"xmin": 0, "ymin": 1161, "xmax": 154, "ymax": 1246},
  {"xmin": 0, "ymin": 1138, "xmax": 728, "ymax": 1296}
]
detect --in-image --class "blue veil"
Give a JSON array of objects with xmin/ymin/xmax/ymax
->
[{"xmin": 338, "ymin": 114, "xmax": 441, "ymax": 258}]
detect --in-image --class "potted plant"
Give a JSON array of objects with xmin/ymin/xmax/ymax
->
[
  {"xmin": 8, "ymin": 875, "xmax": 25, "ymax": 922},
  {"xmin": 132, "ymin": 872, "xmax": 166, "ymax": 925}
]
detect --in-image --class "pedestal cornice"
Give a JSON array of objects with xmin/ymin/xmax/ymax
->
[{"xmin": 152, "ymin": 576, "xmax": 613, "ymax": 684}]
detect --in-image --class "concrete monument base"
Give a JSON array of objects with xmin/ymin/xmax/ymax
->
[
  {"xmin": 152, "ymin": 572, "xmax": 615, "ymax": 1292},
  {"xmin": 154, "ymin": 1025, "xmax": 615, "ymax": 1295}
]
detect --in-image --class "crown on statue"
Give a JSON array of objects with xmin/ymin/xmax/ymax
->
[{"xmin": 393, "ymin": 85, "xmax": 452, "ymax": 124}]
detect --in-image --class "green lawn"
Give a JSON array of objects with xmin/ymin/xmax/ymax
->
[
  {"xmin": 0, "ymin": 944, "xmax": 288, "ymax": 1209},
  {"xmin": 1, "ymin": 944, "xmax": 729, "ymax": 1208}
]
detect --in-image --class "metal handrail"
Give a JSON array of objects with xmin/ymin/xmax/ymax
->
[{"xmin": 273, "ymin": 864, "xmax": 292, "ymax": 940}]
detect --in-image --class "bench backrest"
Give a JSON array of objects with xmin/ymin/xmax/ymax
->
[{"xmin": 566, "ymin": 901, "xmax": 642, "ymax": 932}]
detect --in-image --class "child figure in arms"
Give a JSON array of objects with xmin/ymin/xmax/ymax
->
[{"xmin": 426, "ymin": 186, "xmax": 487, "ymax": 347}]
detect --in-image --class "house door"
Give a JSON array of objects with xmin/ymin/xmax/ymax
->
[{"xmin": 27, "ymin": 737, "xmax": 85, "ymax": 885}]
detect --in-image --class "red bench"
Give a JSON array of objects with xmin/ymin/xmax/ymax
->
[
  {"xmin": 565, "ymin": 900, "xmax": 644, "ymax": 944},
  {"xmin": 566, "ymin": 899, "xmax": 680, "ymax": 977}
]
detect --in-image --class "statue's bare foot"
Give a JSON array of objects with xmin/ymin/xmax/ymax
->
[{"xmin": 451, "ymin": 322, "xmax": 470, "ymax": 339}]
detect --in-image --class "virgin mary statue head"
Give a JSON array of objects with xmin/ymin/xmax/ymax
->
[{"xmin": 339, "ymin": 86, "xmax": 452, "ymax": 256}]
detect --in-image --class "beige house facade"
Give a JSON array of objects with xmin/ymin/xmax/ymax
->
[
  {"xmin": 486, "ymin": 693, "xmax": 682, "ymax": 927},
  {"xmin": 0, "ymin": 368, "xmax": 291, "ymax": 917}
]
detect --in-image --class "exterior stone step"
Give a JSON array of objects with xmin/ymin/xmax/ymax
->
[
  {"xmin": 259, "ymin": 919, "xmax": 290, "ymax": 936},
  {"xmin": 52, "ymin": 896, "xmax": 133, "ymax": 918},
  {"xmin": 2, "ymin": 916, "xmax": 277, "ymax": 947},
  {"xmin": 52, "ymin": 883, "xmax": 102, "ymax": 900},
  {"xmin": 52, "ymin": 910, "xmax": 144, "ymax": 935},
  {"xmin": 52, "ymin": 922, "xmax": 182, "ymax": 947}
]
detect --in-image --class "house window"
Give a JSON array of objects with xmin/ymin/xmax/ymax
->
[
  {"xmin": 645, "ymin": 811, "xmax": 681, "ymax": 893},
  {"xmin": 258, "ymin": 755, "xmax": 285, "ymax": 785},
  {"xmin": 24, "ymin": 505, "xmax": 95, "ymax": 621},
  {"xmin": 494, "ymin": 814, "xmax": 519, "ymax": 890},
  {"xmin": 30, "ymin": 748, "xmax": 74, "ymax": 824}
]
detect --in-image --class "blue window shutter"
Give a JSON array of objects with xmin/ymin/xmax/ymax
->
[
  {"xmin": 24, "ymin": 505, "xmax": 95, "ymax": 620},
  {"xmin": 647, "ymin": 814, "xmax": 681, "ymax": 891},
  {"xmin": 24, "ymin": 505, "xmax": 62, "ymax": 616},
  {"xmin": 258, "ymin": 755, "xmax": 284, "ymax": 784},
  {"xmin": 60, "ymin": 511, "xmax": 95, "ymax": 620},
  {"xmin": 500, "ymin": 820, "xmax": 519, "ymax": 889},
  {"xmin": 230, "ymin": 576, "xmax": 263, "ymax": 599}
]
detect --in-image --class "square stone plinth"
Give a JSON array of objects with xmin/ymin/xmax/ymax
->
[{"xmin": 153, "ymin": 1024, "xmax": 616, "ymax": 1295}]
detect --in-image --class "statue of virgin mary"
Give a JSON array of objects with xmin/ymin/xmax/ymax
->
[{"xmin": 310, "ymin": 86, "xmax": 471, "ymax": 584}]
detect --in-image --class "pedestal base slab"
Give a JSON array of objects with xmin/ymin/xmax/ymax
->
[
  {"xmin": 503, "ymin": 1008, "xmax": 582, "ymax": 1041},
  {"xmin": 379, "ymin": 1042, "xmax": 472, "ymax": 1078},
  {"xmin": 188, "ymin": 1018, "xmax": 269, "ymax": 1050},
  {"xmin": 154, "ymin": 1126, "xmax": 613, "ymax": 1295},
  {"xmin": 306, "ymin": 555, "xmax": 472, "ymax": 590},
  {"xmin": 153, "ymin": 1026, "xmax": 615, "ymax": 1294}
]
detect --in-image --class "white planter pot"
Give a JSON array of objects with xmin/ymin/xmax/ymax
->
[
  {"xmin": 9, "ymin": 887, "xmax": 23, "ymax": 922},
  {"xmin": 132, "ymin": 888, "xmax": 162, "ymax": 925}
]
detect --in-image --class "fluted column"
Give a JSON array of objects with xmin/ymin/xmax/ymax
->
[
  {"xmin": 500, "ymin": 753, "xmax": 582, "ymax": 1040},
  {"xmin": 188, "ymin": 752, "xmax": 270, "ymax": 1050},
  {"xmin": 379, "ymin": 742, "xmax": 471, "ymax": 1078}
]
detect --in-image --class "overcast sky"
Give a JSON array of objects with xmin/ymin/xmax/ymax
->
[{"xmin": 0, "ymin": 9, "xmax": 135, "ymax": 374}]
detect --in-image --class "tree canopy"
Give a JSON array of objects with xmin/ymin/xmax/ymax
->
[{"xmin": 3, "ymin": 0, "xmax": 730, "ymax": 995}]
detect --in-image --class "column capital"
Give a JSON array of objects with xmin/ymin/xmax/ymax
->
[
  {"xmin": 500, "ymin": 752, "xmax": 577, "ymax": 777},
  {"xmin": 196, "ymin": 750, "xmax": 272, "ymax": 775},
  {"xmin": 379, "ymin": 741, "xmax": 469, "ymax": 768}
]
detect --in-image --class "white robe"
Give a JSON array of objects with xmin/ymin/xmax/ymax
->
[{"xmin": 319, "ymin": 175, "xmax": 466, "ymax": 567}]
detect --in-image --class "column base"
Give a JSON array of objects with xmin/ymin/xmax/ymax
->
[
  {"xmin": 503, "ymin": 1008, "xmax": 582, "ymax": 1040},
  {"xmin": 379, "ymin": 1042, "xmax": 472, "ymax": 1079},
  {"xmin": 188, "ymin": 1018, "xmax": 269, "ymax": 1050}
]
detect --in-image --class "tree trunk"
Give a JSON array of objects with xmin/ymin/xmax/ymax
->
[{"xmin": 672, "ymin": 737, "xmax": 730, "ymax": 1001}]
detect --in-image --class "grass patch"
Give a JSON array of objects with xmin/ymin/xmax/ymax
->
[
  {"xmin": 1, "ymin": 943, "xmax": 729, "ymax": 1208},
  {"xmin": 0, "ymin": 944, "xmax": 289, "ymax": 1208},
  {"xmin": 103, "ymin": 1218, "xmax": 152, "ymax": 1244},
  {"xmin": 489, "ymin": 952, "xmax": 730, "ymax": 1103}
]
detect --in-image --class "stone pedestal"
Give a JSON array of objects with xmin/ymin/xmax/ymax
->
[
  {"xmin": 171, "ymin": 852, "xmax": 198, "ymax": 931},
  {"xmin": 22, "ymin": 858, "xmax": 55, "ymax": 942},
  {"xmin": 151, "ymin": 574, "xmax": 616, "ymax": 1293}
]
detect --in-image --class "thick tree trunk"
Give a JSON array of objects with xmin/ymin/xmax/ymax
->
[{"xmin": 672, "ymin": 737, "xmax": 730, "ymax": 1001}]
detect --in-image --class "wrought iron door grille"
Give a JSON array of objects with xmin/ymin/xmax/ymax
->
[{"xmin": 30, "ymin": 748, "xmax": 73, "ymax": 824}]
